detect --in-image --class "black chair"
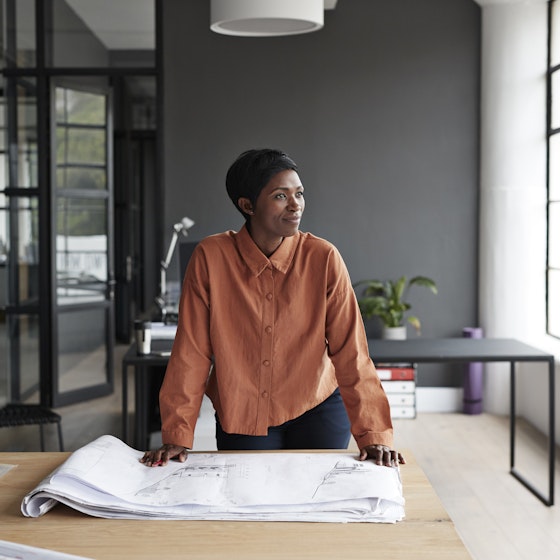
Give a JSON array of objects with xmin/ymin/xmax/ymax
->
[{"xmin": 0, "ymin": 403, "xmax": 64, "ymax": 451}]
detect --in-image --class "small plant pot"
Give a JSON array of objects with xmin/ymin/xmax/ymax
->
[{"xmin": 383, "ymin": 326, "xmax": 407, "ymax": 340}]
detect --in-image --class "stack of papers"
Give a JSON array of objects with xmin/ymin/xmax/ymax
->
[{"xmin": 21, "ymin": 435, "xmax": 404, "ymax": 523}]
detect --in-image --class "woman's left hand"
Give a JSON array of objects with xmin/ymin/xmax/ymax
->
[{"xmin": 359, "ymin": 445, "xmax": 405, "ymax": 467}]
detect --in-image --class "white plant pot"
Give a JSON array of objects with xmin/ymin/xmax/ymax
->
[{"xmin": 382, "ymin": 326, "xmax": 407, "ymax": 340}]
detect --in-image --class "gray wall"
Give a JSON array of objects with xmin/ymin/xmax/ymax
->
[{"xmin": 162, "ymin": 0, "xmax": 481, "ymax": 387}]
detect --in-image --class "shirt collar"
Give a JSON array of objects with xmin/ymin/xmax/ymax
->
[{"xmin": 236, "ymin": 224, "xmax": 299, "ymax": 276}]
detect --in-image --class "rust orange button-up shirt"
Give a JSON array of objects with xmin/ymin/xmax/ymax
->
[{"xmin": 159, "ymin": 225, "xmax": 393, "ymax": 450}]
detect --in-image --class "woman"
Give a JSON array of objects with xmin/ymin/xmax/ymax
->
[{"xmin": 141, "ymin": 149, "xmax": 404, "ymax": 468}]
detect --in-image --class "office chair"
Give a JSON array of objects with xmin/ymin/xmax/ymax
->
[{"xmin": 0, "ymin": 403, "xmax": 64, "ymax": 451}]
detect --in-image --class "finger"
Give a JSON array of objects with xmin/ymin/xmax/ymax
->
[
  {"xmin": 160, "ymin": 450, "xmax": 172, "ymax": 466},
  {"xmin": 358, "ymin": 448, "xmax": 367, "ymax": 461},
  {"xmin": 141, "ymin": 453, "xmax": 157, "ymax": 467},
  {"xmin": 381, "ymin": 450, "xmax": 389, "ymax": 466},
  {"xmin": 373, "ymin": 446, "xmax": 384, "ymax": 465}
]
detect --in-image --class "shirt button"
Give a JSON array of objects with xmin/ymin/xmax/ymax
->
[
  {"xmin": 263, "ymin": 360, "xmax": 270, "ymax": 366},
  {"xmin": 265, "ymin": 326, "xmax": 272, "ymax": 334},
  {"xmin": 262, "ymin": 391, "xmax": 269, "ymax": 398},
  {"xmin": 266, "ymin": 293, "xmax": 273, "ymax": 301}
]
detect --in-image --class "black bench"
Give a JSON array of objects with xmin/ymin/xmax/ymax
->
[{"xmin": 0, "ymin": 404, "xmax": 64, "ymax": 451}]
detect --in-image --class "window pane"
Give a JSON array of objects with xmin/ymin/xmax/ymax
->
[
  {"xmin": 548, "ymin": 269, "xmax": 560, "ymax": 338},
  {"xmin": 56, "ymin": 197, "xmax": 107, "ymax": 304},
  {"xmin": 55, "ymin": 85, "xmax": 108, "ymax": 189},
  {"xmin": 58, "ymin": 307, "xmax": 108, "ymax": 392},
  {"xmin": 127, "ymin": 76, "xmax": 157, "ymax": 130},
  {"xmin": 551, "ymin": 70, "xmax": 560, "ymax": 130},
  {"xmin": 0, "ymin": 78, "xmax": 39, "ymax": 189},
  {"xmin": 8, "ymin": 80, "xmax": 39, "ymax": 189},
  {"xmin": 52, "ymin": 0, "xmax": 155, "ymax": 68},
  {"xmin": 0, "ymin": 314, "xmax": 40, "ymax": 404},
  {"xmin": 0, "ymin": 193, "xmax": 6, "ymax": 264},
  {"xmin": 56, "ymin": 88, "xmax": 106, "ymax": 126},
  {"xmin": 0, "ymin": 0, "xmax": 37, "ymax": 69},
  {"xmin": 549, "ymin": 201, "xmax": 560, "ymax": 269},
  {"xmin": 0, "ymin": 96, "xmax": 6, "ymax": 189},
  {"xmin": 549, "ymin": 133, "xmax": 560, "ymax": 201},
  {"xmin": 552, "ymin": 0, "xmax": 560, "ymax": 67},
  {"xmin": 14, "ymin": 314, "xmax": 40, "ymax": 399},
  {"xmin": 4, "ymin": 196, "xmax": 39, "ymax": 306},
  {"xmin": 56, "ymin": 167, "xmax": 106, "ymax": 190},
  {"xmin": 56, "ymin": 127, "xmax": 106, "ymax": 166}
]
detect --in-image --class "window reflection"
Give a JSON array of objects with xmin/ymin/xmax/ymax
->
[
  {"xmin": 56, "ymin": 86, "xmax": 107, "ymax": 188},
  {"xmin": 0, "ymin": 0, "xmax": 36, "ymax": 69},
  {"xmin": 0, "ymin": 197, "xmax": 39, "ymax": 307},
  {"xmin": 56, "ymin": 198, "xmax": 107, "ymax": 304},
  {"xmin": 55, "ymin": 85, "xmax": 108, "ymax": 305}
]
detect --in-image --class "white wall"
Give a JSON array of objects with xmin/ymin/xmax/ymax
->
[{"xmin": 478, "ymin": 0, "xmax": 560, "ymax": 442}]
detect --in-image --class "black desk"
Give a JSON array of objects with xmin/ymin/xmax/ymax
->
[
  {"xmin": 369, "ymin": 337, "xmax": 556, "ymax": 506},
  {"xmin": 122, "ymin": 337, "xmax": 556, "ymax": 506},
  {"xmin": 121, "ymin": 339, "xmax": 173, "ymax": 451}
]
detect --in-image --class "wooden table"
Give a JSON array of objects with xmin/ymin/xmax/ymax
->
[{"xmin": 0, "ymin": 450, "xmax": 471, "ymax": 559}]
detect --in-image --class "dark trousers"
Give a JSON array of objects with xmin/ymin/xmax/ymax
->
[{"xmin": 215, "ymin": 388, "xmax": 351, "ymax": 450}]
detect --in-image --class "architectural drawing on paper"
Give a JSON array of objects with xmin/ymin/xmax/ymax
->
[
  {"xmin": 136, "ymin": 463, "xmax": 233, "ymax": 501},
  {"xmin": 312, "ymin": 459, "xmax": 371, "ymax": 499}
]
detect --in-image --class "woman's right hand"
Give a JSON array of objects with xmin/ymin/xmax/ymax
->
[{"xmin": 140, "ymin": 444, "xmax": 188, "ymax": 467}]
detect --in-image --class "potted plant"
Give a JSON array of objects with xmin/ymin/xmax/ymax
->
[{"xmin": 353, "ymin": 276, "xmax": 438, "ymax": 339}]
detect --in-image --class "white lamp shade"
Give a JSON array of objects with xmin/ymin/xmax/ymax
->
[{"xmin": 211, "ymin": 0, "xmax": 324, "ymax": 37}]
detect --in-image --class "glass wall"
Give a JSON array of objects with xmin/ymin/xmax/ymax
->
[
  {"xmin": 0, "ymin": 0, "xmax": 157, "ymax": 410},
  {"xmin": 0, "ymin": 70, "xmax": 41, "ymax": 404}
]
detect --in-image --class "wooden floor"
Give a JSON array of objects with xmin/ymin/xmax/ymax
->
[{"xmin": 1, "ymin": 343, "xmax": 560, "ymax": 560}]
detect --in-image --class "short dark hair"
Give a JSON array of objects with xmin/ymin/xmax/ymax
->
[{"xmin": 226, "ymin": 148, "xmax": 298, "ymax": 218}]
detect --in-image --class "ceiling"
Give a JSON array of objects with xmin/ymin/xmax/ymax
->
[{"xmin": 65, "ymin": 0, "xmax": 340, "ymax": 50}]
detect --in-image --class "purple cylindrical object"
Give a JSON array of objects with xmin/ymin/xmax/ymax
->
[{"xmin": 463, "ymin": 327, "xmax": 483, "ymax": 414}]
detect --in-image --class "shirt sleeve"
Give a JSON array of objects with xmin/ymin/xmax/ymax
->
[
  {"xmin": 159, "ymin": 245, "xmax": 213, "ymax": 449},
  {"xmin": 324, "ymin": 249, "xmax": 394, "ymax": 450}
]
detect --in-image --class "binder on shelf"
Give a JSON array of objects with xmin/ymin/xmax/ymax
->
[{"xmin": 375, "ymin": 363, "xmax": 416, "ymax": 381}]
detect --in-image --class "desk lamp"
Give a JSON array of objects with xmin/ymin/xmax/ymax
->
[{"xmin": 155, "ymin": 216, "xmax": 195, "ymax": 322}]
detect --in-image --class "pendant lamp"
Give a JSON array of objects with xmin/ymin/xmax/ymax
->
[{"xmin": 210, "ymin": 0, "xmax": 324, "ymax": 37}]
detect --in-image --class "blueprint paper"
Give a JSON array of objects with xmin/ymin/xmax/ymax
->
[{"xmin": 21, "ymin": 435, "xmax": 404, "ymax": 523}]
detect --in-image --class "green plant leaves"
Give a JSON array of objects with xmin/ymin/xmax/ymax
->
[{"xmin": 353, "ymin": 275, "xmax": 438, "ymax": 334}]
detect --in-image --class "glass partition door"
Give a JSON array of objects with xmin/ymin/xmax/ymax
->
[{"xmin": 52, "ymin": 82, "xmax": 114, "ymax": 404}]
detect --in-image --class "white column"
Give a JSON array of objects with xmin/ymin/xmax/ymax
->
[{"xmin": 477, "ymin": 0, "xmax": 548, "ymax": 414}]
